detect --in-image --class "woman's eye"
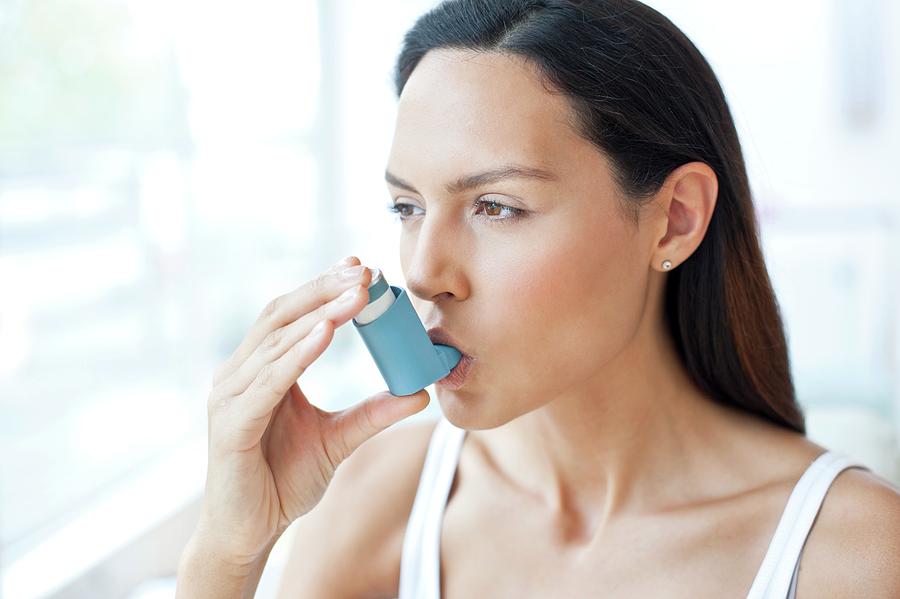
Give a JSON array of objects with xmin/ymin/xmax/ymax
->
[
  {"xmin": 385, "ymin": 202, "xmax": 422, "ymax": 219},
  {"xmin": 473, "ymin": 199, "xmax": 525, "ymax": 221},
  {"xmin": 387, "ymin": 202, "xmax": 418, "ymax": 220},
  {"xmin": 386, "ymin": 198, "xmax": 526, "ymax": 224}
]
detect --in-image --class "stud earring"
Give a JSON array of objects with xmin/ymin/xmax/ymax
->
[{"xmin": 662, "ymin": 259, "xmax": 673, "ymax": 270}]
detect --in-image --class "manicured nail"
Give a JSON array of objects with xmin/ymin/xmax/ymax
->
[{"xmin": 340, "ymin": 265, "xmax": 366, "ymax": 280}]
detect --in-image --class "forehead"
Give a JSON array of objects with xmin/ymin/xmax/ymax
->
[{"xmin": 390, "ymin": 49, "xmax": 585, "ymax": 176}]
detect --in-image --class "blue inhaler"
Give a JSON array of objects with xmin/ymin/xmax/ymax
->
[{"xmin": 351, "ymin": 268, "xmax": 462, "ymax": 396}]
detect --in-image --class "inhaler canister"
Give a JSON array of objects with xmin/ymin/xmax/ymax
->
[
  {"xmin": 351, "ymin": 268, "xmax": 462, "ymax": 396},
  {"xmin": 353, "ymin": 268, "xmax": 396, "ymax": 325}
]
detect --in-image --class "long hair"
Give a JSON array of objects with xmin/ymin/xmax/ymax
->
[{"xmin": 393, "ymin": 0, "xmax": 804, "ymax": 433}]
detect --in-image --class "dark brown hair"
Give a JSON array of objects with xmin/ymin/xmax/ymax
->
[{"xmin": 393, "ymin": 0, "xmax": 804, "ymax": 433}]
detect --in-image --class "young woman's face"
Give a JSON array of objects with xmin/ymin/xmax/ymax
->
[{"xmin": 385, "ymin": 49, "xmax": 660, "ymax": 429}]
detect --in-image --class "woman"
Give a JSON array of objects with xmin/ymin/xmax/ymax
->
[{"xmin": 176, "ymin": 1, "xmax": 900, "ymax": 597}]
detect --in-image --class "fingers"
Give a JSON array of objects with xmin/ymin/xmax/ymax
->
[
  {"xmin": 324, "ymin": 389, "xmax": 431, "ymax": 468},
  {"xmin": 215, "ymin": 318, "xmax": 335, "ymax": 450},
  {"xmin": 212, "ymin": 256, "xmax": 369, "ymax": 388},
  {"xmin": 219, "ymin": 279, "xmax": 370, "ymax": 397},
  {"xmin": 208, "ymin": 322, "xmax": 332, "ymax": 453}
]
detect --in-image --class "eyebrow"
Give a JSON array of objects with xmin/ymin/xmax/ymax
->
[{"xmin": 384, "ymin": 163, "xmax": 558, "ymax": 195}]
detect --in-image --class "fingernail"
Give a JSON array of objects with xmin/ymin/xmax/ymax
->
[
  {"xmin": 311, "ymin": 320, "xmax": 328, "ymax": 335},
  {"xmin": 337, "ymin": 285, "xmax": 360, "ymax": 302},
  {"xmin": 339, "ymin": 265, "xmax": 366, "ymax": 280}
]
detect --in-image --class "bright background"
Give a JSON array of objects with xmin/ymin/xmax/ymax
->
[{"xmin": 1, "ymin": 0, "xmax": 898, "ymax": 597}]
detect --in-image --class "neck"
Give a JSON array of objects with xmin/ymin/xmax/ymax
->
[{"xmin": 470, "ymin": 302, "xmax": 740, "ymax": 527}]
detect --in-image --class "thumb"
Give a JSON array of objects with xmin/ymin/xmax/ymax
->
[{"xmin": 329, "ymin": 388, "xmax": 431, "ymax": 465}]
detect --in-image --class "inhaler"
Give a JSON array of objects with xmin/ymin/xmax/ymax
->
[{"xmin": 351, "ymin": 268, "xmax": 462, "ymax": 396}]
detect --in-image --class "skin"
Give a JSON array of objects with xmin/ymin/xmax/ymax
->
[
  {"xmin": 176, "ymin": 258, "xmax": 432, "ymax": 599},
  {"xmin": 376, "ymin": 48, "xmax": 900, "ymax": 597}
]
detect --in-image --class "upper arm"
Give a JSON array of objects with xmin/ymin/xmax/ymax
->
[
  {"xmin": 275, "ymin": 416, "xmax": 439, "ymax": 599},
  {"xmin": 797, "ymin": 467, "xmax": 900, "ymax": 598}
]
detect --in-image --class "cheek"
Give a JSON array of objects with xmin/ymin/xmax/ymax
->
[{"xmin": 485, "ymin": 212, "xmax": 648, "ymax": 394}]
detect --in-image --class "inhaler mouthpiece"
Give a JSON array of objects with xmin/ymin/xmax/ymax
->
[{"xmin": 351, "ymin": 267, "xmax": 462, "ymax": 396}]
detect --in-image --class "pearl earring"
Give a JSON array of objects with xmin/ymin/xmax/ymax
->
[{"xmin": 662, "ymin": 259, "xmax": 673, "ymax": 270}]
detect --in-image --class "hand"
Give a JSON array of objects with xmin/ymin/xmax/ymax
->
[{"xmin": 192, "ymin": 256, "xmax": 431, "ymax": 570}]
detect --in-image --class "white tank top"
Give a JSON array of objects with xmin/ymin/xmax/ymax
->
[{"xmin": 398, "ymin": 416, "xmax": 868, "ymax": 599}]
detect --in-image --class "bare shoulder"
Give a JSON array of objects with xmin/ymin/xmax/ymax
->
[
  {"xmin": 797, "ymin": 464, "xmax": 900, "ymax": 598},
  {"xmin": 276, "ymin": 415, "xmax": 440, "ymax": 599}
]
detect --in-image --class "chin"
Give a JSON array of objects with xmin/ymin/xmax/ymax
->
[{"xmin": 435, "ymin": 388, "xmax": 511, "ymax": 431}]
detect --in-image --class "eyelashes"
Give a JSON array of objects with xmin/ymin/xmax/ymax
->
[{"xmin": 386, "ymin": 197, "xmax": 527, "ymax": 225}]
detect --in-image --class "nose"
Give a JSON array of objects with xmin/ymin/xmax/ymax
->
[{"xmin": 402, "ymin": 211, "xmax": 470, "ymax": 305}]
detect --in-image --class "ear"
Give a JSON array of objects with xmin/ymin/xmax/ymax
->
[{"xmin": 651, "ymin": 161, "xmax": 718, "ymax": 272}]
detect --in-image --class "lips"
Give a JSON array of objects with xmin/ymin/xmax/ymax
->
[
  {"xmin": 436, "ymin": 352, "xmax": 473, "ymax": 389},
  {"xmin": 426, "ymin": 326, "xmax": 472, "ymax": 359},
  {"xmin": 427, "ymin": 326, "xmax": 475, "ymax": 389}
]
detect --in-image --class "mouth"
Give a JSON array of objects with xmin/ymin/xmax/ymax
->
[
  {"xmin": 426, "ymin": 326, "xmax": 471, "ymax": 356},
  {"xmin": 426, "ymin": 326, "xmax": 475, "ymax": 389},
  {"xmin": 436, "ymin": 353, "xmax": 473, "ymax": 389}
]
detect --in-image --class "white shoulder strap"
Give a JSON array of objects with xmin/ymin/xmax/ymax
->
[
  {"xmin": 398, "ymin": 417, "xmax": 467, "ymax": 599},
  {"xmin": 746, "ymin": 451, "xmax": 868, "ymax": 598}
]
